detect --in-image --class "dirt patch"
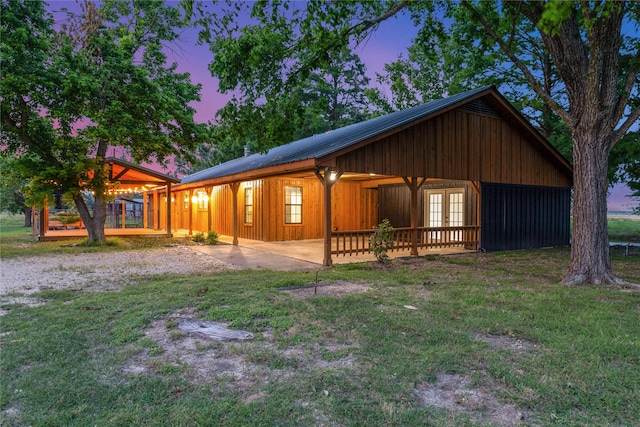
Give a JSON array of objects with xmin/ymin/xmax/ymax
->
[
  {"xmin": 122, "ymin": 311, "xmax": 359, "ymax": 390},
  {"xmin": 475, "ymin": 334, "xmax": 538, "ymax": 354},
  {"xmin": 279, "ymin": 280, "xmax": 371, "ymax": 298},
  {"xmin": 0, "ymin": 247, "xmax": 235, "ymax": 315},
  {"xmin": 414, "ymin": 373, "xmax": 527, "ymax": 426}
]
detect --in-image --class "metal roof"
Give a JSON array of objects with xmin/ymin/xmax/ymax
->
[{"xmin": 180, "ymin": 86, "xmax": 495, "ymax": 185}]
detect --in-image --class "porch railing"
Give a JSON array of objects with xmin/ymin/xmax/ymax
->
[{"xmin": 331, "ymin": 226, "xmax": 481, "ymax": 257}]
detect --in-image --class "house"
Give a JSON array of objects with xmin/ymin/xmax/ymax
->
[{"xmin": 166, "ymin": 86, "xmax": 573, "ymax": 265}]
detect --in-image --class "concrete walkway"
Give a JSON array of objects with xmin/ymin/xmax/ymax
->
[{"xmin": 190, "ymin": 244, "xmax": 322, "ymax": 271}]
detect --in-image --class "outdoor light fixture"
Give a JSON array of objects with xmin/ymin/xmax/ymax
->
[
  {"xmin": 329, "ymin": 171, "xmax": 337, "ymax": 181},
  {"xmin": 191, "ymin": 194, "xmax": 198, "ymax": 203}
]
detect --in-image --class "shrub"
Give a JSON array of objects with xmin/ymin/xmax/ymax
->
[
  {"xmin": 205, "ymin": 231, "xmax": 219, "ymax": 245},
  {"xmin": 193, "ymin": 231, "xmax": 219, "ymax": 245},
  {"xmin": 369, "ymin": 219, "xmax": 394, "ymax": 263}
]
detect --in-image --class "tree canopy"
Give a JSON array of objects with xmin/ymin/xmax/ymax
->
[{"xmin": 1, "ymin": 0, "xmax": 205, "ymax": 242}]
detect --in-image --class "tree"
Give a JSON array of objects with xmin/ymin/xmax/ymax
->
[
  {"xmin": 189, "ymin": 0, "xmax": 639, "ymax": 285},
  {"xmin": 0, "ymin": 158, "xmax": 32, "ymax": 227},
  {"xmin": 1, "ymin": 0, "xmax": 205, "ymax": 243}
]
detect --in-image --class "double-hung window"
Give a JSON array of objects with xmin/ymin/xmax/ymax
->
[
  {"xmin": 285, "ymin": 186, "xmax": 302, "ymax": 224},
  {"xmin": 244, "ymin": 186, "xmax": 253, "ymax": 224}
]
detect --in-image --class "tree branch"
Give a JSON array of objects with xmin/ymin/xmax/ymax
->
[
  {"xmin": 460, "ymin": 0, "xmax": 572, "ymax": 126},
  {"xmin": 611, "ymin": 105, "xmax": 640, "ymax": 147},
  {"xmin": 612, "ymin": 46, "xmax": 640, "ymax": 127}
]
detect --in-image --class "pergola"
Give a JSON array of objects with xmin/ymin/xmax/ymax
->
[{"xmin": 35, "ymin": 157, "xmax": 179, "ymax": 240}]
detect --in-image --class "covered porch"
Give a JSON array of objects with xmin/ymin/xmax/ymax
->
[
  {"xmin": 212, "ymin": 234, "xmax": 477, "ymax": 266},
  {"xmin": 34, "ymin": 158, "xmax": 179, "ymax": 241}
]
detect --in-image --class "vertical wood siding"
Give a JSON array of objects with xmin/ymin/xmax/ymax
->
[
  {"xmin": 480, "ymin": 182, "xmax": 570, "ymax": 251},
  {"xmin": 335, "ymin": 109, "xmax": 571, "ymax": 188},
  {"xmin": 378, "ymin": 181, "xmax": 478, "ymax": 228}
]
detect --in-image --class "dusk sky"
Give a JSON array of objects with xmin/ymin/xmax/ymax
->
[{"xmin": 48, "ymin": 1, "xmax": 635, "ymax": 211}]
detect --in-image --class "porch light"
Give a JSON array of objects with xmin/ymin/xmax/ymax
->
[
  {"xmin": 329, "ymin": 171, "xmax": 337, "ymax": 181},
  {"xmin": 191, "ymin": 194, "xmax": 198, "ymax": 203}
]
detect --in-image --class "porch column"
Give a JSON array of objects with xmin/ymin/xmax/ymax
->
[
  {"xmin": 315, "ymin": 167, "xmax": 343, "ymax": 266},
  {"xmin": 166, "ymin": 182, "xmax": 172, "ymax": 236},
  {"xmin": 143, "ymin": 191, "xmax": 148, "ymax": 229},
  {"xmin": 39, "ymin": 207, "xmax": 47, "ymax": 238},
  {"xmin": 206, "ymin": 186, "xmax": 213, "ymax": 232},
  {"xmin": 121, "ymin": 198, "xmax": 126, "ymax": 229},
  {"xmin": 403, "ymin": 177, "xmax": 426, "ymax": 256},
  {"xmin": 230, "ymin": 182, "xmax": 240, "ymax": 245},
  {"xmin": 188, "ymin": 189, "xmax": 194, "ymax": 236},
  {"xmin": 153, "ymin": 189, "xmax": 159, "ymax": 230}
]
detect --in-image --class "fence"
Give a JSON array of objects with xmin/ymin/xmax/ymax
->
[{"xmin": 331, "ymin": 226, "xmax": 481, "ymax": 257}]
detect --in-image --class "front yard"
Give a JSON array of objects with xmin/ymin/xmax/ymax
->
[{"xmin": 0, "ymin": 216, "xmax": 639, "ymax": 426}]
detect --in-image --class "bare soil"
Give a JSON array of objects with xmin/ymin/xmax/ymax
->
[{"xmin": 0, "ymin": 246, "xmax": 236, "ymax": 315}]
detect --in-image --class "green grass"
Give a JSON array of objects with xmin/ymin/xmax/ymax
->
[
  {"xmin": 1, "ymin": 258, "xmax": 639, "ymax": 423},
  {"xmin": 1, "ymin": 214, "xmax": 639, "ymax": 425},
  {"xmin": 608, "ymin": 218, "xmax": 640, "ymax": 242},
  {"xmin": 0, "ymin": 214, "xmax": 196, "ymax": 259}
]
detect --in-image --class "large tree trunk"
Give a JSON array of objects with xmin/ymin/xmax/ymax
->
[
  {"xmin": 23, "ymin": 206, "xmax": 32, "ymax": 227},
  {"xmin": 561, "ymin": 130, "xmax": 622, "ymax": 285},
  {"xmin": 73, "ymin": 193, "xmax": 107, "ymax": 243}
]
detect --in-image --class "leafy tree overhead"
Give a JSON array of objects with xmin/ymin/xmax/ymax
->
[
  {"xmin": 188, "ymin": 0, "xmax": 639, "ymax": 285},
  {"xmin": 177, "ymin": 40, "xmax": 379, "ymax": 175},
  {"xmin": 1, "ymin": 0, "xmax": 205, "ymax": 243}
]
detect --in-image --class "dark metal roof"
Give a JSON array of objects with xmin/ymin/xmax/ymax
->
[{"xmin": 181, "ymin": 86, "xmax": 494, "ymax": 185}]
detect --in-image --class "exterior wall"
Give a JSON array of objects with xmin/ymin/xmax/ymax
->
[
  {"xmin": 480, "ymin": 182, "xmax": 570, "ymax": 251},
  {"xmin": 378, "ymin": 180, "xmax": 478, "ymax": 228},
  {"xmin": 335, "ymin": 108, "xmax": 572, "ymax": 188},
  {"xmin": 168, "ymin": 177, "xmax": 379, "ymax": 241}
]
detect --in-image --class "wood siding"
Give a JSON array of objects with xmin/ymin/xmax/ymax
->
[
  {"xmin": 334, "ymin": 108, "xmax": 571, "ymax": 188},
  {"xmin": 481, "ymin": 182, "xmax": 570, "ymax": 251},
  {"xmin": 378, "ymin": 180, "xmax": 478, "ymax": 228},
  {"xmin": 168, "ymin": 177, "xmax": 379, "ymax": 241}
]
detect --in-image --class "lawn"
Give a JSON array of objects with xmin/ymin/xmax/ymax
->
[{"xmin": 1, "ymin": 215, "xmax": 639, "ymax": 426}]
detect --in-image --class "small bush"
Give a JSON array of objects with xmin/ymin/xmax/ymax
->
[
  {"xmin": 369, "ymin": 219, "xmax": 394, "ymax": 263},
  {"xmin": 205, "ymin": 231, "xmax": 219, "ymax": 245},
  {"xmin": 192, "ymin": 232, "xmax": 205, "ymax": 243}
]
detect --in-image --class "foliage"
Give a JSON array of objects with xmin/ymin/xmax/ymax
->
[
  {"xmin": 205, "ymin": 230, "xmax": 219, "ymax": 245},
  {"xmin": 192, "ymin": 230, "xmax": 220, "ymax": 245},
  {"xmin": 0, "ymin": 0, "xmax": 205, "ymax": 242},
  {"xmin": 0, "ymin": 158, "xmax": 27, "ymax": 215},
  {"xmin": 369, "ymin": 219, "xmax": 395, "ymax": 263}
]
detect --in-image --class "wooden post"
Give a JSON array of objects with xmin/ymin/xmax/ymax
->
[
  {"xmin": 206, "ymin": 186, "xmax": 213, "ymax": 232},
  {"xmin": 121, "ymin": 198, "xmax": 126, "ymax": 229},
  {"xmin": 188, "ymin": 189, "xmax": 194, "ymax": 236},
  {"xmin": 39, "ymin": 207, "xmax": 46, "ymax": 238},
  {"xmin": 315, "ymin": 167, "xmax": 343, "ymax": 266},
  {"xmin": 230, "ymin": 182, "xmax": 240, "ymax": 245},
  {"xmin": 153, "ymin": 189, "xmax": 159, "ymax": 230},
  {"xmin": 143, "ymin": 191, "xmax": 148, "ymax": 229},
  {"xmin": 403, "ymin": 177, "xmax": 426, "ymax": 256},
  {"xmin": 166, "ymin": 182, "xmax": 172, "ymax": 236}
]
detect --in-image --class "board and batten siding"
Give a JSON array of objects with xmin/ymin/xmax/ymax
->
[
  {"xmin": 481, "ymin": 183, "xmax": 570, "ymax": 251},
  {"xmin": 334, "ymin": 108, "xmax": 571, "ymax": 188},
  {"xmin": 378, "ymin": 181, "xmax": 478, "ymax": 229}
]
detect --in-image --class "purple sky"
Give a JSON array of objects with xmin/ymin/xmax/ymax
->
[{"xmin": 48, "ymin": 1, "xmax": 635, "ymax": 211}]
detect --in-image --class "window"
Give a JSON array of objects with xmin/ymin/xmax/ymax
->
[
  {"xmin": 244, "ymin": 186, "xmax": 253, "ymax": 224},
  {"xmin": 285, "ymin": 186, "xmax": 302, "ymax": 224},
  {"xmin": 183, "ymin": 194, "xmax": 189, "ymax": 210},
  {"xmin": 197, "ymin": 192, "xmax": 208, "ymax": 210}
]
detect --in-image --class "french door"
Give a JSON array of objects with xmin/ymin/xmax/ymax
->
[{"xmin": 424, "ymin": 188, "xmax": 464, "ymax": 241}]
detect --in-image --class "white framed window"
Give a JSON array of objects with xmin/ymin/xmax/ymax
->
[
  {"xmin": 245, "ymin": 186, "xmax": 253, "ymax": 224},
  {"xmin": 285, "ymin": 186, "xmax": 302, "ymax": 224}
]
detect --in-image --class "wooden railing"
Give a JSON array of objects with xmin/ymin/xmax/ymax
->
[{"xmin": 331, "ymin": 226, "xmax": 481, "ymax": 257}]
